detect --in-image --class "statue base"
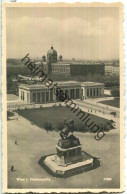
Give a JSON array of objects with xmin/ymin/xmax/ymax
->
[
  {"xmin": 39, "ymin": 135, "xmax": 95, "ymax": 177},
  {"xmin": 43, "ymin": 144, "xmax": 93, "ymax": 177},
  {"xmin": 43, "ymin": 152, "xmax": 93, "ymax": 176}
]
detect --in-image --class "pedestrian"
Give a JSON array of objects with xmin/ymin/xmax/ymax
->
[
  {"xmin": 15, "ymin": 140, "xmax": 17, "ymax": 145},
  {"xmin": 11, "ymin": 165, "xmax": 14, "ymax": 172}
]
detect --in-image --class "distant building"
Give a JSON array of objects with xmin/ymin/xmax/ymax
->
[
  {"xmin": 70, "ymin": 63, "xmax": 105, "ymax": 76},
  {"xmin": 105, "ymin": 65, "xmax": 119, "ymax": 76},
  {"xmin": 19, "ymin": 81, "xmax": 104, "ymax": 103},
  {"xmin": 42, "ymin": 62, "xmax": 70, "ymax": 75},
  {"xmin": 34, "ymin": 46, "xmax": 105, "ymax": 76}
]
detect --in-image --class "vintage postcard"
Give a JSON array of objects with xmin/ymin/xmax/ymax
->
[{"xmin": 2, "ymin": 2, "xmax": 124, "ymax": 193}]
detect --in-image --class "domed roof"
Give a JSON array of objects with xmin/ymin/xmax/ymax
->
[{"xmin": 47, "ymin": 46, "xmax": 57, "ymax": 56}]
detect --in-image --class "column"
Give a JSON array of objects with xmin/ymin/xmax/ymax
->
[
  {"xmin": 95, "ymin": 88, "xmax": 97, "ymax": 97},
  {"xmin": 65, "ymin": 89, "xmax": 68, "ymax": 99},
  {"xmin": 89, "ymin": 88, "xmax": 90, "ymax": 98},
  {"xmin": 68, "ymin": 89, "xmax": 70, "ymax": 99},
  {"xmin": 27, "ymin": 92, "xmax": 29, "ymax": 103},
  {"xmin": 36, "ymin": 92, "xmax": 37, "ymax": 103},
  {"xmin": 40, "ymin": 91, "xmax": 42, "ymax": 103},
  {"xmin": 50, "ymin": 90, "xmax": 53, "ymax": 102},
  {"xmin": 19, "ymin": 89, "xmax": 21, "ymax": 100},
  {"xmin": 49, "ymin": 90, "xmax": 50, "ymax": 102},
  {"xmin": 85, "ymin": 87, "xmax": 87, "ymax": 98},
  {"xmin": 84, "ymin": 88, "xmax": 86, "ymax": 99},
  {"xmin": 30, "ymin": 92, "xmax": 32, "ymax": 103},
  {"xmin": 74, "ymin": 89, "xmax": 76, "ymax": 99},
  {"xmin": 44, "ymin": 91, "xmax": 46, "ymax": 102},
  {"xmin": 99, "ymin": 88, "xmax": 101, "ymax": 97},
  {"xmin": 62, "ymin": 89, "xmax": 66, "ymax": 100},
  {"xmin": 86, "ymin": 88, "xmax": 89, "ymax": 98},
  {"xmin": 48, "ymin": 92, "xmax": 50, "ymax": 102},
  {"xmin": 80, "ymin": 88, "xmax": 83, "ymax": 99},
  {"xmin": 82, "ymin": 87, "xmax": 85, "ymax": 99},
  {"xmin": 96, "ymin": 88, "xmax": 98, "ymax": 97},
  {"xmin": 46, "ymin": 91, "xmax": 49, "ymax": 102},
  {"xmin": 100, "ymin": 88, "xmax": 102, "ymax": 96},
  {"xmin": 92, "ymin": 88, "xmax": 94, "ymax": 98},
  {"xmin": 101, "ymin": 86, "xmax": 104, "ymax": 96},
  {"xmin": 53, "ymin": 90, "xmax": 56, "ymax": 102}
]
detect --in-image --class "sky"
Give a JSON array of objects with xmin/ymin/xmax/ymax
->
[{"xmin": 6, "ymin": 7, "xmax": 120, "ymax": 60}]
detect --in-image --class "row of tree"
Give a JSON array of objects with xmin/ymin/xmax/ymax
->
[{"xmin": 43, "ymin": 120, "xmax": 114, "ymax": 133}]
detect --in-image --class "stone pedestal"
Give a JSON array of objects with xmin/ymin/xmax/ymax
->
[
  {"xmin": 43, "ymin": 135, "xmax": 94, "ymax": 176},
  {"xmin": 55, "ymin": 145, "xmax": 82, "ymax": 166}
]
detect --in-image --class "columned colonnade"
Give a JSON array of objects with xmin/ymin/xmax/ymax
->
[
  {"xmin": 19, "ymin": 82, "xmax": 104, "ymax": 103},
  {"xmin": 20, "ymin": 87, "xmax": 81, "ymax": 103},
  {"xmin": 85, "ymin": 87, "xmax": 103, "ymax": 98}
]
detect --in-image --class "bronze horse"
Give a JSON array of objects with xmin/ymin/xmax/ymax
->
[{"xmin": 60, "ymin": 120, "xmax": 74, "ymax": 140}]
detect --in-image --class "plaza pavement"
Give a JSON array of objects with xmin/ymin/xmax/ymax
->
[{"xmin": 7, "ymin": 113, "xmax": 120, "ymax": 189}]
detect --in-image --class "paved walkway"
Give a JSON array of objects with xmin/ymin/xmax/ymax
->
[
  {"xmin": 74, "ymin": 99, "xmax": 119, "ymax": 116},
  {"xmin": 73, "ymin": 101, "xmax": 119, "ymax": 124}
]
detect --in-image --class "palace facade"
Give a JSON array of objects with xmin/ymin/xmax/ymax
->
[{"xmin": 35, "ymin": 46, "xmax": 105, "ymax": 76}]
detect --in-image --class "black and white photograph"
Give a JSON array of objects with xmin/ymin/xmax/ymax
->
[{"xmin": 2, "ymin": 2, "xmax": 124, "ymax": 192}]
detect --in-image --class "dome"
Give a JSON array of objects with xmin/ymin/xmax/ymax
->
[
  {"xmin": 47, "ymin": 46, "xmax": 57, "ymax": 56},
  {"xmin": 47, "ymin": 46, "xmax": 57, "ymax": 63}
]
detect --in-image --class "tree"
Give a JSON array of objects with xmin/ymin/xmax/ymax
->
[
  {"xmin": 97, "ymin": 123, "xmax": 110, "ymax": 132},
  {"xmin": 56, "ymin": 122, "xmax": 64, "ymax": 131},
  {"xmin": 42, "ymin": 55, "xmax": 46, "ymax": 62},
  {"xmin": 111, "ymin": 88, "xmax": 120, "ymax": 97},
  {"xmin": 59, "ymin": 55, "xmax": 63, "ymax": 61},
  {"xmin": 44, "ymin": 122, "xmax": 53, "ymax": 132}
]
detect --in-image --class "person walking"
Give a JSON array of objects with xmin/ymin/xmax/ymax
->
[
  {"xmin": 15, "ymin": 140, "xmax": 17, "ymax": 145},
  {"xmin": 11, "ymin": 165, "xmax": 14, "ymax": 172}
]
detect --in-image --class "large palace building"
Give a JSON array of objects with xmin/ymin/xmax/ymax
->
[
  {"xmin": 35, "ymin": 46, "xmax": 105, "ymax": 76},
  {"xmin": 19, "ymin": 81, "xmax": 104, "ymax": 103}
]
